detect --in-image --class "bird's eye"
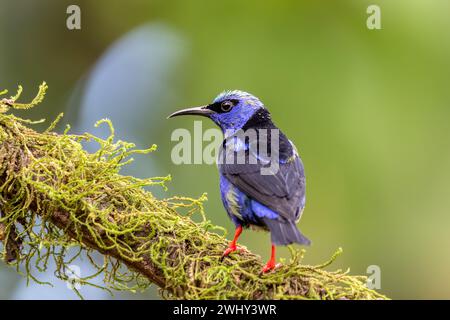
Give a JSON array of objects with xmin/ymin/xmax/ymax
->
[{"xmin": 220, "ymin": 101, "xmax": 234, "ymax": 112}]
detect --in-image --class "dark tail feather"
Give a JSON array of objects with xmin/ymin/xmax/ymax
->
[{"xmin": 263, "ymin": 218, "xmax": 311, "ymax": 246}]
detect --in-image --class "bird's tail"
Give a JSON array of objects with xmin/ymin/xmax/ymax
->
[{"xmin": 263, "ymin": 218, "xmax": 311, "ymax": 246}]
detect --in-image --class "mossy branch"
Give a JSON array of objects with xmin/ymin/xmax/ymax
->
[{"xmin": 0, "ymin": 84, "xmax": 387, "ymax": 300}]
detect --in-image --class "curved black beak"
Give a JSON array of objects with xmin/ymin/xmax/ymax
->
[{"xmin": 167, "ymin": 106, "xmax": 213, "ymax": 119}]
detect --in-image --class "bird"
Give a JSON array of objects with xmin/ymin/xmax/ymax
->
[{"xmin": 168, "ymin": 90, "xmax": 310, "ymax": 273}]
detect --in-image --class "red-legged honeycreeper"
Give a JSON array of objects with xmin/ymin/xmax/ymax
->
[{"xmin": 168, "ymin": 90, "xmax": 310, "ymax": 273}]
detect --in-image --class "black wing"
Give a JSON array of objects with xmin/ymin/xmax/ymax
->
[{"xmin": 218, "ymin": 132, "xmax": 305, "ymax": 222}]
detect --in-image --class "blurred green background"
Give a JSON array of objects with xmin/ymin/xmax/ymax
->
[{"xmin": 1, "ymin": 0, "xmax": 450, "ymax": 299}]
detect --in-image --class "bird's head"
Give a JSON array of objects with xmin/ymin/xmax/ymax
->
[{"xmin": 168, "ymin": 90, "xmax": 265, "ymax": 132}]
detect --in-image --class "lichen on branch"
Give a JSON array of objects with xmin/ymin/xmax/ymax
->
[{"xmin": 0, "ymin": 83, "xmax": 387, "ymax": 300}]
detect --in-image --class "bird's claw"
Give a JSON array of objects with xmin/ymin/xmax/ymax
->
[
  {"xmin": 220, "ymin": 245, "xmax": 240, "ymax": 261},
  {"xmin": 261, "ymin": 262, "xmax": 282, "ymax": 274}
]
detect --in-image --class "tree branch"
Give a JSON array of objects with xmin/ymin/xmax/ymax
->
[{"xmin": 0, "ymin": 84, "xmax": 387, "ymax": 300}]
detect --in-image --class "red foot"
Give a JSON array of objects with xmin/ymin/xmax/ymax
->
[
  {"xmin": 222, "ymin": 244, "xmax": 238, "ymax": 257},
  {"xmin": 261, "ymin": 244, "xmax": 280, "ymax": 273},
  {"xmin": 261, "ymin": 261, "xmax": 281, "ymax": 273},
  {"xmin": 220, "ymin": 226, "xmax": 243, "ymax": 261},
  {"xmin": 261, "ymin": 260, "xmax": 275, "ymax": 273}
]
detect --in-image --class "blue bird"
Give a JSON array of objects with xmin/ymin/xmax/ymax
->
[{"xmin": 168, "ymin": 90, "xmax": 310, "ymax": 273}]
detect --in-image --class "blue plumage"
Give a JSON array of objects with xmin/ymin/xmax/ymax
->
[
  {"xmin": 220, "ymin": 173, "xmax": 276, "ymax": 228},
  {"xmin": 168, "ymin": 90, "xmax": 310, "ymax": 272}
]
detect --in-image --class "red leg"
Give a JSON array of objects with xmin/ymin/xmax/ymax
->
[
  {"xmin": 261, "ymin": 244, "xmax": 279, "ymax": 273},
  {"xmin": 221, "ymin": 225, "xmax": 243, "ymax": 258}
]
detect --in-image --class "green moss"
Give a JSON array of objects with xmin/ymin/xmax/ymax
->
[{"xmin": 0, "ymin": 83, "xmax": 387, "ymax": 300}]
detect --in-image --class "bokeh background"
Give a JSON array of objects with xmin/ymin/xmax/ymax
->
[{"xmin": 1, "ymin": 0, "xmax": 450, "ymax": 300}]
